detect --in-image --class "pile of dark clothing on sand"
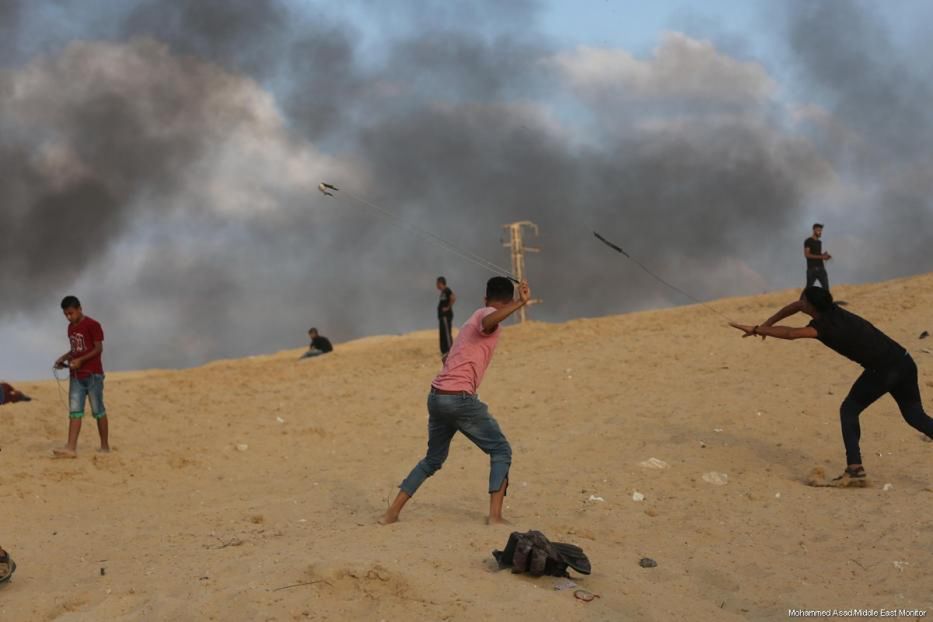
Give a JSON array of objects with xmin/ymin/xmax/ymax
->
[
  {"xmin": 0, "ymin": 382, "xmax": 31, "ymax": 406},
  {"xmin": 0, "ymin": 546, "xmax": 15, "ymax": 585},
  {"xmin": 493, "ymin": 530, "xmax": 591, "ymax": 577}
]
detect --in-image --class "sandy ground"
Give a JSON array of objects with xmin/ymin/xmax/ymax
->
[{"xmin": 1, "ymin": 275, "xmax": 931, "ymax": 621}]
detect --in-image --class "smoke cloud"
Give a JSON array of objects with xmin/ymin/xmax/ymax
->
[
  {"xmin": 781, "ymin": 0, "xmax": 933, "ymax": 280},
  {"xmin": 0, "ymin": 0, "xmax": 928, "ymax": 377}
]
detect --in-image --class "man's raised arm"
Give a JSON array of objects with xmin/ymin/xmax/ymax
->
[{"xmin": 481, "ymin": 282, "xmax": 531, "ymax": 334}]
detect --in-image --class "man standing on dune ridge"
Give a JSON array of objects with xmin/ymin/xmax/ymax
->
[
  {"xmin": 436, "ymin": 276, "xmax": 456, "ymax": 362},
  {"xmin": 804, "ymin": 223, "xmax": 831, "ymax": 292}
]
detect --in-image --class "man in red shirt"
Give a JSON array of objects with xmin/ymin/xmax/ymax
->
[
  {"xmin": 381, "ymin": 277, "xmax": 531, "ymax": 526},
  {"xmin": 53, "ymin": 296, "xmax": 109, "ymax": 458}
]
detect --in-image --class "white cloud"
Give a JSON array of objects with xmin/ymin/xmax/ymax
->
[{"xmin": 552, "ymin": 32, "xmax": 776, "ymax": 107}]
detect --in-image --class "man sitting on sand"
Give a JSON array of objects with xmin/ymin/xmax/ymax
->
[
  {"xmin": 0, "ymin": 382, "xmax": 31, "ymax": 405},
  {"xmin": 382, "ymin": 277, "xmax": 531, "ymax": 525},
  {"xmin": 299, "ymin": 327, "xmax": 333, "ymax": 359},
  {"xmin": 731, "ymin": 286, "xmax": 933, "ymax": 482}
]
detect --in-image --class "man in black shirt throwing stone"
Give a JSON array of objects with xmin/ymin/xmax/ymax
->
[
  {"xmin": 436, "ymin": 276, "xmax": 456, "ymax": 362},
  {"xmin": 804, "ymin": 223, "xmax": 831, "ymax": 292},
  {"xmin": 731, "ymin": 287, "xmax": 933, "ymax": 483}
]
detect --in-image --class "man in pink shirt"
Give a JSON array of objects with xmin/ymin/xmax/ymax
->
[{"xmin": 381, "ymin": 277, "xmax": 531, "ymax": 525}]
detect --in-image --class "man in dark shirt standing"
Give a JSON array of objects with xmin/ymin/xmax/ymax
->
[
  {"xmin": 436, "ymin": 276, "xmax": 456, "ymax": 362},
  {"xmin": 804, "ymin": 223, "xmax": 831, "ymax": 292},
  {"xmin": 731, "ymin": 286, "xmax": 933, "ymax": 482}
]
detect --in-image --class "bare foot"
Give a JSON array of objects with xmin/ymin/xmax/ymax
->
[
  {"xmin": 378, "ymin": 512, "xmax": 399, "ymax": 526},
  {"xmin": 97, "ymin": 447, "xmax": 111, "ymax": 453},
  {"xmin": 486, "ymin": 516, "xmax": 511, "ymax": 525},
  {"xmin": 52, "ymin": 448, "xmax": 77, "ymax": 459}
]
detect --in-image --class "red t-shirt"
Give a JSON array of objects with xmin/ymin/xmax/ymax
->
[{"xmin": 68, "ymin": 316, "xmax": 105, "ymax": 378}]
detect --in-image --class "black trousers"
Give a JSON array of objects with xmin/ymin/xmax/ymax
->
[
  {"xmin": 806, "ymin": 267, "xmax": 829, "ymax": 291},
  {"xmin": 840, "ymin": 354, "xmax": 933, "ymax": 464},
  {"xmin": 438, "ymin": 315, "xmax": 453, "ymax": 357}
]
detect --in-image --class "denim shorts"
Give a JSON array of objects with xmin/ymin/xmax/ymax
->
[{"xmin": 69, "ymin": 374, "xmax": 106, "ymax": 419}]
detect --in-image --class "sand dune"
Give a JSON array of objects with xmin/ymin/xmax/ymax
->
[{"xmin": 2, "ymin": 276, "xmax": 931, "ymax": 621}]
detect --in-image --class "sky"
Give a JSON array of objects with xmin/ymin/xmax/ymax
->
[{"xmin": 2, "ymin": 0, "xmax": 932, "ymax": 381}]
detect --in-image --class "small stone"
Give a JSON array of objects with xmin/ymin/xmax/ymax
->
[
  {"xmin": 639, "ymin": 557, "xmax": 657, "ymax": 568},
  {"xmin": 702, "ymin": 471, "xmax": 729, "ymax": 486},
  {"xmin": 638, "ymin": 458, "xmax": 670, "ymax": 470}
]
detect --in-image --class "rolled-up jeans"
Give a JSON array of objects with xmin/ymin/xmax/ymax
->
[{"xmin": 399, "ymin": 392, "xmax": 511, "ymax": 495}]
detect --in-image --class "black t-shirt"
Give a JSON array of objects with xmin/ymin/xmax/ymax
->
[
  {"xmin": 804, "ymin": 237, "xmax": 824, "ymax": 269},
  {"xmin": 808, "ymin": 306, "xmax": 905, "ymax": 370},
  {"xmin": 310, "ymin": 336, "xmax": 333, "ymax": 353},
  {"xmin": 438, "ymin": 287, "xmax": 454, "ymax": 319}
]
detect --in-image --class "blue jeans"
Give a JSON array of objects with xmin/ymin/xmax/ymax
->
[
  {"xmin": 69, "ymin": 374, "xmax": 106, "ymax": 419},
  {"xmin": 399, "ymin": 392, "xmax": 512, "ymax": 495}
]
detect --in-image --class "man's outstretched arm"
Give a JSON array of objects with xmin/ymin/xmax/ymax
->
[
  {"xmin": 762, "ymin": 300, "xmax": 804, "ymax": 328},
  {"xmin": 730, "ymin": 322, "xmax": 817, "ymax": 340}
]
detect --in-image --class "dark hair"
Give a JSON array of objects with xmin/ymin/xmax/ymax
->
[
  {"xmin": 803, "ymin": 286, "xmax": 834, "ymax": 312},
  {"xmin": 308, "ymin": 327, "xmax": 318, "ymax": 334},
  {"xmin": 485, "ymin": 277, "xmax": 514, "ymax": 303},
  {"xmin": 60, "ymin": 295, "xmax": 81, "ymax": 310},
  {"xmin": 812, "ymin": 223, "xmax": 824, "ymax": 229},
  {"xmin": 436, "ymin": 276, "xmax": 447, "ymax": 285}
]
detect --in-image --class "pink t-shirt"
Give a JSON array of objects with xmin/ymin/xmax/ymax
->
[{"xmin": 432, "ymin": 307, "xmax": 500, "ymax": 394}]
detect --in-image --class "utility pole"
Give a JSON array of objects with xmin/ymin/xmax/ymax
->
[{"xmin": 502, "ymin": 220, "xmax": 540, "ymax": 323}]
